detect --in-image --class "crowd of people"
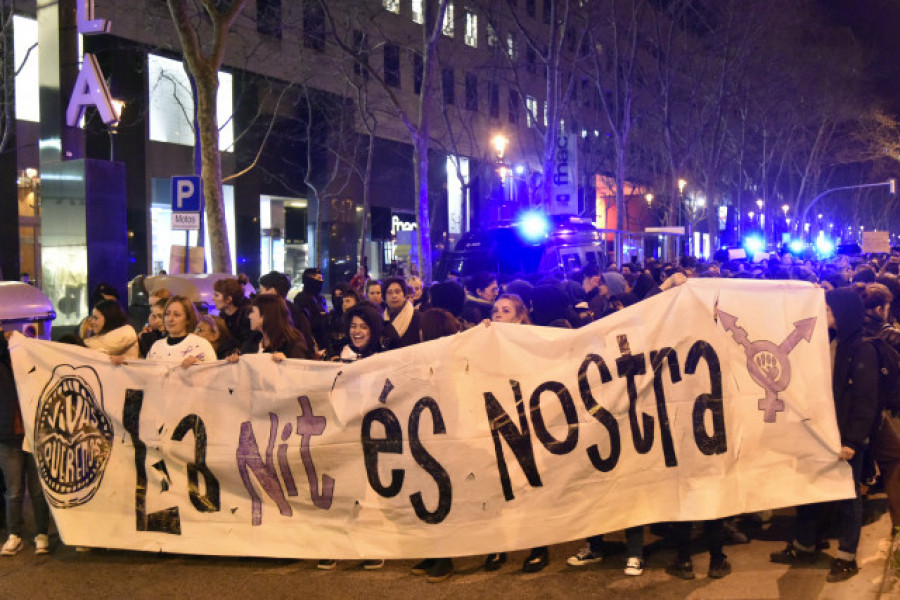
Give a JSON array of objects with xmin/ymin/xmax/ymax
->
[{"xmin": 1, "ymin": 250, "xmax": 899, "ymax": 585}]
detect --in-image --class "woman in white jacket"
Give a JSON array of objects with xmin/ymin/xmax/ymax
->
[
  {"xmin": 83, "ymin": 300, "xmax": 139, "ymax": 359},
  {"xmin": 146, "ymin": 296, "xmax": 216, "ymax": 367}
]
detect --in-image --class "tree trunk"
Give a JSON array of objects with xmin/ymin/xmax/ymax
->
[
  {"xmin": 195, "ymin": 72, "xmax": 231, "ymax": 274},
  {"xmin": 414, "ymin": 140, "xmax": 433, "ymax": 282}
]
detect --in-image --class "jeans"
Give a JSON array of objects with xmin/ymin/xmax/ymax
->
[
  {"xmin": 796, "ymin": 452, "xmax": 864, "ymax": 558},
  {"xmin": 0, "ymin": 443, "xmax": 50, "ymax": 538},
  {"xmin": 671, "ymin": 520, "xmax": 726, "ymax": 563},
  {"xmin": 587, "ymin": 526, "xmax": 645, "ymax": 558}
]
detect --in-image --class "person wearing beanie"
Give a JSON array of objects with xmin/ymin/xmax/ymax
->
[
  {"xmin": 603, "ymin": 271, "xmax": 628, "ymax": 298},
  {"xmin": 770, "ymin": 287, "xmax": 880, "ymax": 582}
]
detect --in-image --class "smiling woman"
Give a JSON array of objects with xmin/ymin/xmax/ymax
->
[{"xmin": 83, "ymin": 300, "xmax": 139, "ymax": 359}]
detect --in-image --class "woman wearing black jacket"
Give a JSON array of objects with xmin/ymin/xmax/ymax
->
[
  {"xmin": 244, "ymin": 294, "xmax": 310, "ymax": 361},
  {"xmin": 770, "ymin": 287, "xmax": 880, "ymax": 583}
]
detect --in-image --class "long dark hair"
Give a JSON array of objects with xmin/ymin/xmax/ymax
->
[
  {"xmin": 344, "ymin": 302, "xmax": 383, "ymax": 354},
  {"xmin": 252, "ymin": 294, "xmax": 304, "ymax": 353},
  {"xmin": 93, "ymin": 299, "xmax": 130, "ymax": 334}
]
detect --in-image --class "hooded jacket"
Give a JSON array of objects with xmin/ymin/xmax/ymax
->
[{"xmin": 825, "ymin": 288, "xmax": 880, "ymax": 452}]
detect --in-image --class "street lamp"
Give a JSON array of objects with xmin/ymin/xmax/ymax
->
[
  {"xmin": 645, "ymin": 193, "xmax": 653, "ymax": 206},
  {"xmin": 109, "ymin": 99, "xmax": 126, "ymax": 161},
  {"xmin": 491, "ymin": 134, "xmax": 509, "ymax": 160}
]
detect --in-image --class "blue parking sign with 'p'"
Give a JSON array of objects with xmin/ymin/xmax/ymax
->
[{"xmin": 171, "ymin": 176, "xmax": 202, "ymax": 212}]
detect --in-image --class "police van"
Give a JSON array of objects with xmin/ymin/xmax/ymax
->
[{"xmin": 436, "ymin": 214, "xmax": 613, "ymax": 280}]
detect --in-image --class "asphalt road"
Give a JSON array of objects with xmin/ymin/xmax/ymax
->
[{"xmin": 0, "ymin": 500, "xmax": 893, "ymax": 599}]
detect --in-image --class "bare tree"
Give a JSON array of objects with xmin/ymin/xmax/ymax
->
[
  {"xmin": 166, "ymin": 0, "xmax": 249, "ymax": 274},
  {"xmin": 319, "ymin": 0, "xmax": 450, "ymax": 282}
]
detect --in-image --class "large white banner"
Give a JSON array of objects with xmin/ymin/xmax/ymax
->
[{"xmin": 9, "ymin": 279, "xmax": 853, "ymax": 559}]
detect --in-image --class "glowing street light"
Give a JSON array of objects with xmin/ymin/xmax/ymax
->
[
  {"xmin": 756, "ymin": 199, "xmax": 764, "ymax": 210},
  {"xmin": 781, "ymin": 204, "xmax": 789, "ymax": 216},
  {"xmin": 491, "ymin": 134, "xmax": 509, "ymax": 159},
  {"xmin": 645, "ymin": 193, "xmax": 654, "ymax": 206},
  {"xmin": 678, "ymin": 179, "xmax": 687, "ymax": 194}
]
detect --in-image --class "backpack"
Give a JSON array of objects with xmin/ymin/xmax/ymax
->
[{"xmin": 867, "ymin": 335, "xmax": 900, "ymax": 415}]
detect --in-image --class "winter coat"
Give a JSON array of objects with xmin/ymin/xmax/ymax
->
[{"xmin": 826, "ymin": 288, "xmax": 881, "ymax": 453}]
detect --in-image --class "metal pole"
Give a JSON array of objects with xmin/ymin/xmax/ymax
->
[{"xmin": 799, "ymin": 181, "xmax": 893, "ymax": 239}]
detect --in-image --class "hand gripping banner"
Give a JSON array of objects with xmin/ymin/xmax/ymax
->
[{"xmin": 9, "ymin": 279, "xmax": 854, "ymax": 559}]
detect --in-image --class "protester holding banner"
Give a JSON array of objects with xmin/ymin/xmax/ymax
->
[
  {"xmin": 336, "ymin": 302, "xmax": 385, "ymax": 363},
  {"xmin": 257, "ymin": 271, "xmax": 316, "ymax": 360},
  {"xmin": 771, "ymin": 287, "xmax": 880, "ymax": 583},
  {"xmin": 147, "ymin": 296, "xmax": 216, "ymax": 366},
  {"xmin": 213, "ymin": 278, "xmax": 254, "ymax": 354},
  {"xmin": 83, "ymin": 299, "xmax": 139, "ymax": 359},
  {"xmin": 244, "ymin": 295, "xmax": 309, "ymax": 361},
  {"xmin": 0, "ymin": 328, "xmax": 51, "ymax": 556}
]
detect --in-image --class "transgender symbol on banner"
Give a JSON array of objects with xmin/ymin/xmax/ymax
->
[
  {"xmin": 719, "ymin": 311, "xmax": 817, "ymax": 423},
  {"xmin": 33, "ymin": 365, "xmax": 114, "ymax": 508}
]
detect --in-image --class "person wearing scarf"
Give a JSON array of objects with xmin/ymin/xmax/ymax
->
[{"xmin": 381, "ymin": 277, "xmax": 421, "ymax": 348}]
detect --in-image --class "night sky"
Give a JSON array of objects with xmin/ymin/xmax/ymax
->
[{"xmin": 823, "ymin": 0, "xmax": 900, "ymax": 112}]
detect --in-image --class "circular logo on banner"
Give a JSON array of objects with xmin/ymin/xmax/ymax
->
[{"xmin": 33, "ymin": 365, "xmax": 114, "ymax": 508}]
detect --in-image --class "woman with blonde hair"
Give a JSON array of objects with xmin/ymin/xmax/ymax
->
[
  {"xmin": 146, "ymin": 296, "xmax": 215, "ymax": 367},
  {"xmin": 490, "ymin": 293, "xmax": 531, "ymax": 325}
]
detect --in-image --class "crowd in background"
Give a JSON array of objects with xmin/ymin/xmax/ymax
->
[{"xmin": 2, "ymin": 250, "xmax": 900, "ymax": 584}]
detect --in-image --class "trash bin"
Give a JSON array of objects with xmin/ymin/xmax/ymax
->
[{"xmin": 0, "ymin": 281, "xmax": 56, "ymax": 340}]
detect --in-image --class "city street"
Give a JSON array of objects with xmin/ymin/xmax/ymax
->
[{"xmin": 0, "ymin": 499, "xmax": 894, "ymax": 599}]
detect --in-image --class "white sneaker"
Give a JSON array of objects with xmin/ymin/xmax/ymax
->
[
  {"xmin": 567, "ymin": 547, "xmax": 603, "ymax": 566},
  {"xmin": 624, "ymin": 556, "xmax": 644, "ymax": 576},
  {"xmin": 1, "ymin": 534, "xmax": 23, "ymax": 556},
  {"xmin": 35, "ymin": 534, "xmax": 50, "ymax": 555}
]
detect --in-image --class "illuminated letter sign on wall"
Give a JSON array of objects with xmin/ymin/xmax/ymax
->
[
  {"xmin": 549, "ymin": 134, "xmax": 579, "ymax": 216},
  {"xmin": 65, "ymin": 0, "xmax": 116, "ymax": 127}
]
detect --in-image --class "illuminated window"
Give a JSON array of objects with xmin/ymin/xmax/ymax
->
[
  {"xmin": 443, "ymin": 2, "xmax": 454, "ymax": 37},
  {"xmin": 526, "ymin": 96, "xmax": 537, "ymax": 128},
  {"xmin": 487, "ymin": 23, "xmax": 498, "ymax": 47},
  {"xmin": 13, "ymin": 16, "xmax": 39, "ymax": 123},
  {"xmin": 506, "ymin": 33, "xmax": 516, "ymax": 59},
  {"xmin": 464, "ymin": 11, "xmax": 478, "ymax": 47},
  {"xmin": 412, "ymin": 0, "xmax": 424, "ymax": 23},
  {"xmin": 148, "ymin": 54, "xmax": 233, "ymax": 151},
  {"xmin": 383, "ymin": 0, "xmax": 400, "ymax": 14}
]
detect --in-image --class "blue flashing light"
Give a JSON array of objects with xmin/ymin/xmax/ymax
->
[
  {"xmin": 517, "ymin": 211, "xmax": 550, "ymax": 242},
  {"xmin": 742, "ymin": 235, "xmax": 765, "ymax": 257},
  {"xmin": 789, "ymin": 239, "xmax": 805, "ymax": 254},
  {"xmin": 815, "ymin": 233, "xmax": 835, "ymax": 257}
]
